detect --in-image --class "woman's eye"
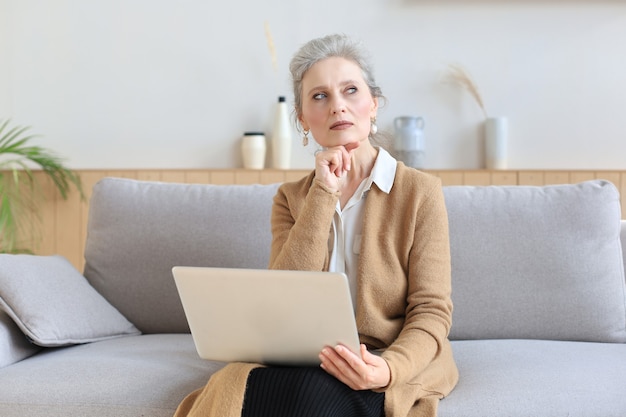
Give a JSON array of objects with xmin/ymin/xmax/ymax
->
[
  {"xmin": 313, "ymin": 92, "xmax": 326, "ymax": 100},
  {"xmin": 346, "ymin": 87, "xmax": 357, "ymax": 94}
]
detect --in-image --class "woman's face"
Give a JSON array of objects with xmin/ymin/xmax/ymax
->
[{"xmin": 299, "ymin": 57, "xmax": 378, "ymax": 149}]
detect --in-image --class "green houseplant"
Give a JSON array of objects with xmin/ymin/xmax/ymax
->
[{"xmin": 0, "ymin": 119, "xmax": 83, "ymax": 253}]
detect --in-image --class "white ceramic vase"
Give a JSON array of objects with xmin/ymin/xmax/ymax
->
[
  {"xmin": 271, "ymin": 96, "xmax": 292, "ymax": 169},
  {"xmin": 485, "ymin": 117, "xmax": 508, "ymax": 170}
]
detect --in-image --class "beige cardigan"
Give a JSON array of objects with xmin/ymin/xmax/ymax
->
[{"xmin": 175, "ymin": 164, "xmax": 458, "ymax": 417}]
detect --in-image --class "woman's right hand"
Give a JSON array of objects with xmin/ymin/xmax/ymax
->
[{"xmin": 314, "ymin": 143, "xmax": 359, "ymax": 192}]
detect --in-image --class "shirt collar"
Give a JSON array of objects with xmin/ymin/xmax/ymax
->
[{"xmin": 363, "ymin": 147, "xmax": 397, "ymax": 195}]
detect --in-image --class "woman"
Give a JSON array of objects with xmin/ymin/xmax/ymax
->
[{"xmin": 175, "ymin": 33, "xmax": 458, "ymax": 417}]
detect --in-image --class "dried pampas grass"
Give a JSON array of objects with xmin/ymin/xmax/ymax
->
[
  {"xmin": 264, "ymin": 21, "xmax": 277, "ymax": 72},
  {"xmin": 442, "ymin": 63, "xmax": 488, "ymax": 119}
]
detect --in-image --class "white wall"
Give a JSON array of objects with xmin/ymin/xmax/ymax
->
[{"xmin": 2, "ymin": 0, "xmax": 626, "ymax": 170}]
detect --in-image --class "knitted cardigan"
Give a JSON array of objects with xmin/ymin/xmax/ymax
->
[{"xmin": 175, "ymin": 163, "xmax": 458, "ymax": 417}]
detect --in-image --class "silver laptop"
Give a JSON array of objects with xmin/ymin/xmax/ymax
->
[{"xmin": 172, "ymin": 266, "xmax": 361, "ymax": 366}]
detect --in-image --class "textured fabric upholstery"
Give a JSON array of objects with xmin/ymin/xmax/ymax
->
[
  {"xmin": 1, "ymin": 177, "xmax": 625, "ymax": 417},
  {"xmin": 0, "ymin": 334, "xmax": 223, "ymax": 417},
  {"xmin": 439, "ymin": 339, "xmax": 626, "ymax": 417},
  {"xmin": 445, "ymin": 180, "xmax": 626, "ymax": 342},
  {"xmin": 83, "ymin": 178, "xmax": 281, "ymax": 334},
  {"xmin": 0, "ymin": 254, "xmax": 139, "ymax": 347},
  {"xmin": 0, "ymin": 312, "xmax": 40, "ymax": 369}
]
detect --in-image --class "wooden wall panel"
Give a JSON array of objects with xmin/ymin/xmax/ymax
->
[
  {"xmin": 9, "ymin": 169, "xmax": 625, "ymax": 271},
  {"xmin": 434, "ymin": 171, "xmax": 464, "ymax": 186},
  {"xmin": 615, "ymin": 172, "xmax": 626, "ymax": 214}
]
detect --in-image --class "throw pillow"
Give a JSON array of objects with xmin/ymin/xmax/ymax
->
[
  {"xmin": 0, "ymin": 310, "xmax": 41, "ymax": 368},
  {"xmin": 0, "ymin": 254, "xmax": 141, "ymax": 347}
]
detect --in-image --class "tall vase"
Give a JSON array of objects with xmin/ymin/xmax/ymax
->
[
  {"xmin": 485, "ymin": 117, "xmax": 508, "ymax": 170},
  {"xmin": 271, "ymin": 96, "xmax": 292, "ymax": 169}
]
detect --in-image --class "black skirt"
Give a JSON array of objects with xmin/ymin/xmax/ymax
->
[{"xmin": 241, "ymin": 366, "xmax": 385, "ymax": 417}]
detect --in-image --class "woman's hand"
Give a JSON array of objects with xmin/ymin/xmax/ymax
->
[
  {"xmin": 319, "ymin": 344, "xmax": 391, "ymax": 391},
  {"xmin": 314, "ymin": 142, "xmax": 359, "ymax": 192}
]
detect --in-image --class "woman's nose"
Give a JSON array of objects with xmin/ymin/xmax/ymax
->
[{"xmin": 330, "ymin": 97, "xmax": 346, "ymax": 114}]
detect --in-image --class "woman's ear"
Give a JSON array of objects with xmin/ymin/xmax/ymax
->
[
  {"xmin": 370, "ymin": 97, "xmax": 379, "ymax": 118},
  {"xmin": 299, "ymin": 115, "xmax": 310, "ymax": 132}
]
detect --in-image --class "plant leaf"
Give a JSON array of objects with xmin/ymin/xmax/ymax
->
[{"xmin": 0, "ymin": 119, "xmax": 83, "ymax": 253}]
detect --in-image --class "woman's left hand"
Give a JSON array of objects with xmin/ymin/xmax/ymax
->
[{"xmin": 319, "ymin": 344, "xmax": 391, "ymax": 391}]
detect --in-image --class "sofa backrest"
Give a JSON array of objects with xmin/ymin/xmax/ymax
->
[
  {"xmin": 444, "ymin": 180, "xmax": 626, "ymax": 343},
  {"xmin": 83, "ymin": 177, "xmax": 626, "ymax": 343},
  {"xmin": 83, "ymin": 178, "xmax": 280, "ymax": 334}
]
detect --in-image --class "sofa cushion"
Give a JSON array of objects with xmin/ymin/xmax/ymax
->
[
  {"xmin": 0, "ymin": 334, "xmax": 224, "ymax": 417},
  {"xmin": 445, "ymin": 180, "xmax": 626, "ymax": 342},
  {"xmin": 0, "ymin": 311, "xmax": 41, "ymax": 368},
  {"xmin": 440, "ymin": 339, "xmax": 626, "ymax": 417},
  {"xmin": 83, "ymin": 178, "xmax": 281, "ymax": 334},
  {"xmin": 0, "ymin": 254, "xmax": 140, "ymax": 347}
]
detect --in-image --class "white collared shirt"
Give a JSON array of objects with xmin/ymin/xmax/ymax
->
[{"xmin": 328, "ymin": 147, "xmax": 397, "ymax": 307}]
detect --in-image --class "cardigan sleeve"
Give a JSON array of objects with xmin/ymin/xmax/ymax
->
[{"xmin": 268, "ymin": 177, "xmax": 339, "ymax": 271}]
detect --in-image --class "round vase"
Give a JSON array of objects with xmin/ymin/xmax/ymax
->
[{"xmin": 241, "ymin": 132, "xmax": 266, "ymax": 170}]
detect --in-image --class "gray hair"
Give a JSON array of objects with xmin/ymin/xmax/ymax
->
[{"xmin": 289, "ymin": 34, "xmax": 386, "ymax": 126}]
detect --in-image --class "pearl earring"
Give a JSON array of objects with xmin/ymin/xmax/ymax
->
[
  {"xmin": 370, "ymin": 118, "xmax": 378, "ymax": 135},
  {"xmin": 302, "ymin": 130, "xmax": 309, "ymax": 146}
]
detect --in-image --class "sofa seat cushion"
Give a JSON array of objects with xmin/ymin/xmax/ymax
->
[
  {"xmin": 440, "ymin": 339, "xmax": 626, "ymax": 417},
  {"xmin": 83, "ymin": 178, "xmax": 281, "ymax": 334},
  {"xmin": 0, "ymin": 334, "xmax": 223, "ymax": 417},
  {"xmin": 444, "ymin": 180, "xmax": 626, "ymax": 342}
]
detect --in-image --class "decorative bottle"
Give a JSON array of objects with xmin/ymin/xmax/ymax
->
[{"xmin": 271, "ymin": 96, "xmax": 292, "ymax": 169}]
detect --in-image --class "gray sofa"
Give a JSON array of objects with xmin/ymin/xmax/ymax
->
[{"xmin": 1, "ymin": 176, "xmax": 625, "ymax": 417}]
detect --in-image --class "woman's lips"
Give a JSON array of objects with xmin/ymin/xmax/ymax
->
[{"xmin": 330, "ymin": 121, "xmax": 353, "ymax": 130}]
